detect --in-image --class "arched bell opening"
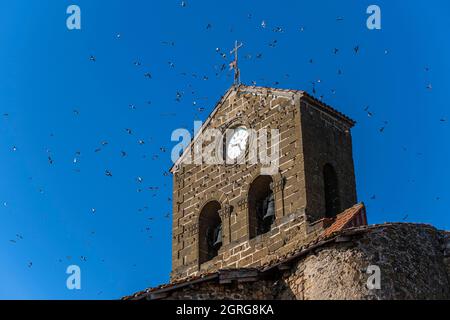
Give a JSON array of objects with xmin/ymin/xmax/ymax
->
[
  {"xmin": 198, "ymin": 201, "xmax": 222, "ymax": 265},
  {"xmin": 248, "ymin": 176, "xmax": 275, "ymax": 239}
]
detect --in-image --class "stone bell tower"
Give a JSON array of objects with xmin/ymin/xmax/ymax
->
[{"xmin": 170, "ymin": 85, "xmax": 357, "ymax": 282}]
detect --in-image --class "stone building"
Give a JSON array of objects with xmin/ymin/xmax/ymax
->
[
  {"xmin": 124, "ymin": 85, "xmax": 450, "ymax": 300},
  {"xmin": 170, "ymin": 85, "xmax": 358, "ymax": 280}
]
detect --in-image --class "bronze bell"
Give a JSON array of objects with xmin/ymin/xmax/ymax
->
[
  {"xmin": 213, "ymin": 224, "xmax": 222, "ymax": 248},
  {"xmin": 263, "ymin": 193, "xmax": 275, "ymax": 221}
]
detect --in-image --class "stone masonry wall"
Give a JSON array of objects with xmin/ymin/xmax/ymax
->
[
  {"xmin": 171, "ymin": 87, "xmax": 308, "ymax": 280},
  {"xmin": 162, "ymin": 224, "xmax": 450, "ymax": 300},
  {"xmin": 278, "ymin": 223, "xmax": 450, "ymax": 299},
  {"xmin": 300, "ymin": 98, "xmax": 357, "ymax": 221},
  {"xmin": 170, "ymin": 86, "xmax": 357, "ymax": 282},
  {"xmin": 165, "ymin": 280, "xmax": 276, "ymax": 300}
]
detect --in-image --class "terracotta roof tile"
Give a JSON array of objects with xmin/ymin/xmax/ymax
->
[{"xmin": 321, "ymin": 203, "xmax": 367, "ymax": 239}]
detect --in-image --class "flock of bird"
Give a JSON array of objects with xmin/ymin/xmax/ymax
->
[{"xmin": 1, "ymin": 2, "xmax": 445, "ymax": 296}]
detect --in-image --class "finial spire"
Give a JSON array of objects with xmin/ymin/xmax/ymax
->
[{"xmin": 229, "ymin": 41, "xmax": 243, "ymax": 86}]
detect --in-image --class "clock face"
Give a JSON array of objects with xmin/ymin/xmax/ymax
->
[{"xmin": 227, "ymin": 127, "xmax": 249, "ymax": 160}]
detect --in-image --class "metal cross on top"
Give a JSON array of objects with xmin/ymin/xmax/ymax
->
[{"xmin": 229, "ymin": 41, "xmax": 243, "ymax": 86}]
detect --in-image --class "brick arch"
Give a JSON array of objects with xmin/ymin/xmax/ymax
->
[
  {"xmin": 196, "ymin": 191, "xmax": 228, "ymax": 222},
  {"xmin": 244, "ymin": 169, "xmax": 285, "ymax": 202},
  {"xmin": 245, "ymin": 169, "xmax": 281, "ymax": 194},
  {"xmin": 320, "ymin": 159, "xmax": 339, "ymax": 171}
]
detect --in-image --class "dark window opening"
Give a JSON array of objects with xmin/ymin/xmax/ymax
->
[
  {"xmin": 199, "ymin": 201, "xmax": 222, "ymax": 265},
  {"xmin": 323, "ymin": 163, "xmax": 340, "ymax": 218},
  {"xmin": 248, "ymin": 176, "xmax": 275, "ymax": 239}
]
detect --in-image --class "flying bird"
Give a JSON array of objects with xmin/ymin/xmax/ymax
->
[{"xmin": 364, "ymin": 106, "xmax": 373, "ymax": 117}]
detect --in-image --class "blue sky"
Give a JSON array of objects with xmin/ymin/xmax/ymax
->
[{"xmin": 0, "ymin": 0, "xmax": 449, "ymax": 299}]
